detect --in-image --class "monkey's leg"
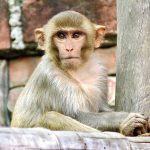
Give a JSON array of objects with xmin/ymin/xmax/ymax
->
[{"xmin": 37, "ymin": 111, "xmax": 98, "ymax": 132}]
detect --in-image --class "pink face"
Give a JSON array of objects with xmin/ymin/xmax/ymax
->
[{"xmin": 53, "ymin": 28, "xmax": 86, "ymax": 69}]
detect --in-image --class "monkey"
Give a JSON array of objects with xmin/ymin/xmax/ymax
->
[{"xmin": 11, "ymin": 11, "xmax": 149, "ymax": 136}]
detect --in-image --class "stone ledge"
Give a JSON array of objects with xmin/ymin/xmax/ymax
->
[{"xmin": 0, "ymin": 128, "xmax": 149, "ymax": 149}]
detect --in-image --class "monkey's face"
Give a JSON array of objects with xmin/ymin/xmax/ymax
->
[
  {"xmin": 53, "ymin": 28, "xmax": 86, "ymax": 70},
  {"xmin": 34, "ymin": 11, "xmax": 106, "ymax": 70}
]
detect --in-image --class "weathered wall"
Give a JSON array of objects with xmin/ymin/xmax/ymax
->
[{"xmin": 0, "ymin": 0, "xmax": 117, "ymax": 126}]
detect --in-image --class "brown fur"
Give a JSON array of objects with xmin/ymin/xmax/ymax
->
[
  {"xmin": 11, "ymin": 54, "xmax": 110, "ymax": 127},
  {"xmin": 11, "ymin": 11, "xmax": 148, "ymax": 136}
]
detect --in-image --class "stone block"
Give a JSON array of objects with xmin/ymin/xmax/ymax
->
[
  {"xmin": 92, "ymin": 0, "xmax": 117, "ymax": 32},
  {"xmin": 0, "ymin": 0, "xmax": 11, "ymax": 50},
  {"xmin": 95, "ymin": 46, "xmax": 116, "ymax": 75},
  {"xmin": 9, "ymin": 56, "xmax": 41, "ymax": 88},
  {"xmin": 22, "ymin": 0, "xmax": 116, "ymax": 42},
  {"xmin": 8, "ymin": 87, "xmax": 24, "ymax": 112},
  {"xmin": 22, "ymin": 0, "xmax": 54, "ymax": 42},
  {"xmin": 0, "ymin": 60, "xmax": 9, "ymax": 126}
]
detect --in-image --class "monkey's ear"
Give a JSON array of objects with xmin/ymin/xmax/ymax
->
[
  {"xmin": 94, "ymin": 24, "xmax": 106, "ymax": 48},
  {"xmin": 34, "ymin": 28, "xmax": 45, "ymax": 50}
]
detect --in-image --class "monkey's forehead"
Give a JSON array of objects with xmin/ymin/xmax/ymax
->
[
  {"xmin": 51, "ymin": 10, "xmax": 87, "ymax": 23},
  {"xmin": 43, "ymin": 11, "xmax": 95, "ymax": 38},
  {"xmin": 46, "ymin": 11, "xmax": 93, "ymax": 29},
  {"xmin": 45, "ymin": 19, "xmax": 94, "ymax": 34},
  {"xmin": 50, "ymin": 17, "xmax": 84, "ymax": 29}
]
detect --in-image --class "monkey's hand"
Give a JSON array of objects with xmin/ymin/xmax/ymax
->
[{"xmin": 119, "ymin": 113, "xmax": 148, "ymax": 136}]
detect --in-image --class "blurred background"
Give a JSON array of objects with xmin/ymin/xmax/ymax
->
[{"xmin": 0, "ymin": 0, "xmax": 116, "ymax": 126}]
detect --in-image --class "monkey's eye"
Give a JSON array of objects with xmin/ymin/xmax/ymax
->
[
  {"xmin": 56, "ymin": 32, "xmax": 66, "ymax": 39},
  {"xmin": 72, "ymin": 32, "xmax": 82, "ymax": 39}
]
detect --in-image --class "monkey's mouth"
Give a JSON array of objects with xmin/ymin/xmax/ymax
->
[{"xmin": 63, "ymin": 57, "xmax": 80, "ymax": 60}]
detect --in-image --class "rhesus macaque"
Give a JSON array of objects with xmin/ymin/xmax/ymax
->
[{"xmin": 11, "ymin": 11, "xmax": 149, "ymax": 136}]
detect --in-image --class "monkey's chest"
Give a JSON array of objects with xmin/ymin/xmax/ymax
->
[
  {"xmin": 80, "ymin": 79, "xmax": 101, "ymax": 99},
  {"xmin": 50, "ymin": 74, "xmax": 101, "ymax": 114},
  {"xmin": 73, "ymin": 73, "xmax": 102, "ymax": 107},
  {"xmin": 69, "ymin": 68, "xmax": 102, "ymax": 96},
  {"xmin": 75, "ymin": 72, "xmax": 100, "ymax": 90}
]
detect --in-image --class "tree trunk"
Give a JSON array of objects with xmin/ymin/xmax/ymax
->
[{"xmin": 115, "ymin": 0, "xmax": 150, "ymax": 116}]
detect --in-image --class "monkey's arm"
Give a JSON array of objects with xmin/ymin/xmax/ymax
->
[
  {"xmin": 76, "ymin": 111, "xmax": 127, "ymax": 131},
  {"xmin": 76, "ymin": 111, "xmax": 148, "ymax": 136},
  {"xmin": 36, "ymin": 111, "xmax": 99, "ymax": 132}
]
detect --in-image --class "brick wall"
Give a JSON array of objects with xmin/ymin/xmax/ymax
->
[{"xmin": 0, "ymin": 0, "xmax": 116, "ymax": 126}]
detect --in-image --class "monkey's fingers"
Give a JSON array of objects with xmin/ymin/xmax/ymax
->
[
  {"xmin": 120, "ymin": 115, "xmax": 147, "ymax": 136},
  {"xmin": 135, "ymin": 117, "xmax": 148, "ymax": 126},
  {"xmin": 132, "ymin": 118, "xmax": 148, "ymax": 134},
  {"xmin": 128, "ymin": 113, "xmax": 147, "ymax": 120},
  {"xmin": 135, "ymin": 113, "xmax": 148, "ymax": 120},
  {"xmin": 122, "ymin": 116, "xmax": 147, "ymax": 128},
  {"xmin": 123, "ymin": 113, "xmax": 148, "ymax": 129},
  {"xmin": 133, "ymin": 122, "xmax": 148, "ymax": 136},
  {"xmin": 134, "ymin": 116, "xmax": 148, "ymax": 133},
  {"xmin": 134, "ymin": 128, "xmax": 141, "ymax": 136},
  {"xmin": 121, "ymin": 113, "xmax": 146, "ymax": 126},
  {"xmin": 120, "ymin": 119, "xmax": 135, "ymax": 136}
]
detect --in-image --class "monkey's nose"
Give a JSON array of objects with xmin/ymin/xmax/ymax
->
[
  {"xmin": 65, "ymin": 39, "xmax": 73, "ymax": 52},
  {"xmin": 66, "ymin": 48, "xmax": 73, "ymax": 52}
]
